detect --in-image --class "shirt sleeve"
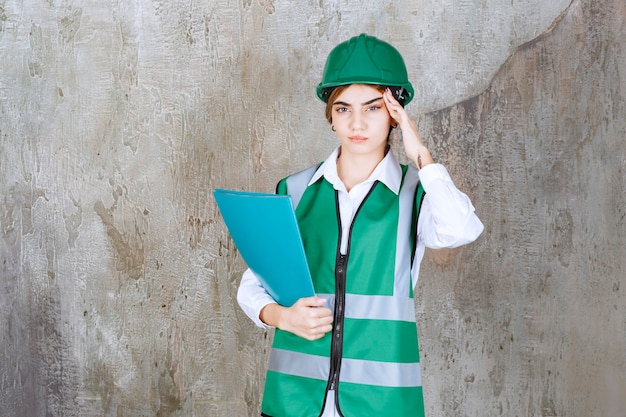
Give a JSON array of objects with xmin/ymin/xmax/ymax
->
[
  {"xmin": 237, "ymin": 268, "xmax": 276, "ymax": 329},
  {"xmin": 417, "ymin": 163, "xmax": 484, "ymax": 249}
]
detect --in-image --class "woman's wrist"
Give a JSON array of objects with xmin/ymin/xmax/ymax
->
[
  {"xmin": 259, "ymin": 302, "xmax": 282, "ymax": 328},
  {"xmin": 412, "ymin": 146, "xmax": 434, "ymax": 169}
]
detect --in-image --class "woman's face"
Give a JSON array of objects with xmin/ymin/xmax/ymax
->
[{"xmin": 330, "ymin": 84, "xmax": 392, "ymax": 159}]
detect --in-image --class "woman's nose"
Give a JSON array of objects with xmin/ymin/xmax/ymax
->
[{"xmin": 350, "ymin": 112, "xmax": 365, "ymax": 131}]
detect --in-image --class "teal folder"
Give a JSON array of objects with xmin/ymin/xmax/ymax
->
[{"xmin": 214, "ymin": 188, "xmax": 315, "ymax": 306}]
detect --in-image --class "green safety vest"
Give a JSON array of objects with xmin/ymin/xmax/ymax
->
[{"xmin": 261, "ymin": 163, "xmax": 426, "ymax": 417}]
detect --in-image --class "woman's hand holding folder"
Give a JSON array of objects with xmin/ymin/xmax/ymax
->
[{"xmin": 260, "ymin": 296, "xmax": 333, "ymax": 341}]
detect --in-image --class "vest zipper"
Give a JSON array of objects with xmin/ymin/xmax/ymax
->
[
  {"xmin": 325, "ymin": 183, "xmax": 379, "ymax": 414},
  {"xmin": 328, "ymin": 252, "xmax": 347, "ymax": 392}
]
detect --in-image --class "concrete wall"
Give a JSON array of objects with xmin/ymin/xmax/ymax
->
[{"xmin": 1, "ymin": 0, "xmax": 624, "ymax": 416}]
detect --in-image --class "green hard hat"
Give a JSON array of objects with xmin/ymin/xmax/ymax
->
[{"xmin": 316, "ymin": 33, "xmax": 414, "ymax": 105}]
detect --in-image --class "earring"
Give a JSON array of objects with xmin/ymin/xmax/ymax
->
[{"xmin": 331, "ymin": 126, "xmax": 336, "ymax": 132}]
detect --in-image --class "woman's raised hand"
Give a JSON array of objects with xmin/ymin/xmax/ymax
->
[{"xmin": 383, "ymin": 88, "xmax": 434, "ymax": 169}]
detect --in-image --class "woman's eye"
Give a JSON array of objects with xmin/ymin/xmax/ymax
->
[
  {"xmin": 335, "ymin": 107, "xmax": 348, "ymax": 113},
  {"xmin": 367, "ymin": 105, "xmax": 380, "ymax": 111}
]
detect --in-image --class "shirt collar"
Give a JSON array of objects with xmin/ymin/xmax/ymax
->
[{"xmin": 308, "ymin": 146, "xmax": 403, "ymax": 195}]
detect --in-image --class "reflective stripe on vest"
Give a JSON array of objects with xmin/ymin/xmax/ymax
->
[
  {"xmin": 394, "ymin": 166, "xmax": 420, "ymax": 298},
  {"xmin": 283, "ymin": 164, "xmax": 319, "ymax": 209},
  {"xmin": 269, "ymin": 348, "xmax": 422, "ymax": 387},
  {"xmin": 313, "ymin": 293, "xmax": 416, "ymax": 322}
]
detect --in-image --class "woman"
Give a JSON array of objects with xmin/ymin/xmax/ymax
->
[{"xmin": 237, "ymin": 33, "xmax": 484, "ymax": 417}]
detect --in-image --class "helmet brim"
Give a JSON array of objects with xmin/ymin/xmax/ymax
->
[{"xmin": 316, "ymin": 81, "xmax": 414, "ymax": 106}]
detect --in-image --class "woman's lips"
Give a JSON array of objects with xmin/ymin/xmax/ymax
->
[{"xmin": 349, "ymin": 136, "xmax": 367, "ymax": 143}]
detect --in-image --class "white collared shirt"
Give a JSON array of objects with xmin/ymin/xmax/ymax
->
[{"xmin": 237, "ymin": 147, "xmax": 484, "ymax": 328}]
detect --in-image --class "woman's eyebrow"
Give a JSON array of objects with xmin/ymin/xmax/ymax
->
[
  {"xmin": 362, "ymin": 96, "xmax": 384, "ymax": 105},
  {"xmin": 333, "ymin": 97, "xmax": 384, "ymax": 107}
]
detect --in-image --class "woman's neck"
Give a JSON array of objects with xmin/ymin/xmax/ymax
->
[{"xmin": 336, "ymin": 148, "xmax": 385, "ymax": 192}]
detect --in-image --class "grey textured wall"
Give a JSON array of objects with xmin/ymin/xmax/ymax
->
[{"xmin": 1, "ymin": 0, "xmax": 624, "ymax": 416}]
